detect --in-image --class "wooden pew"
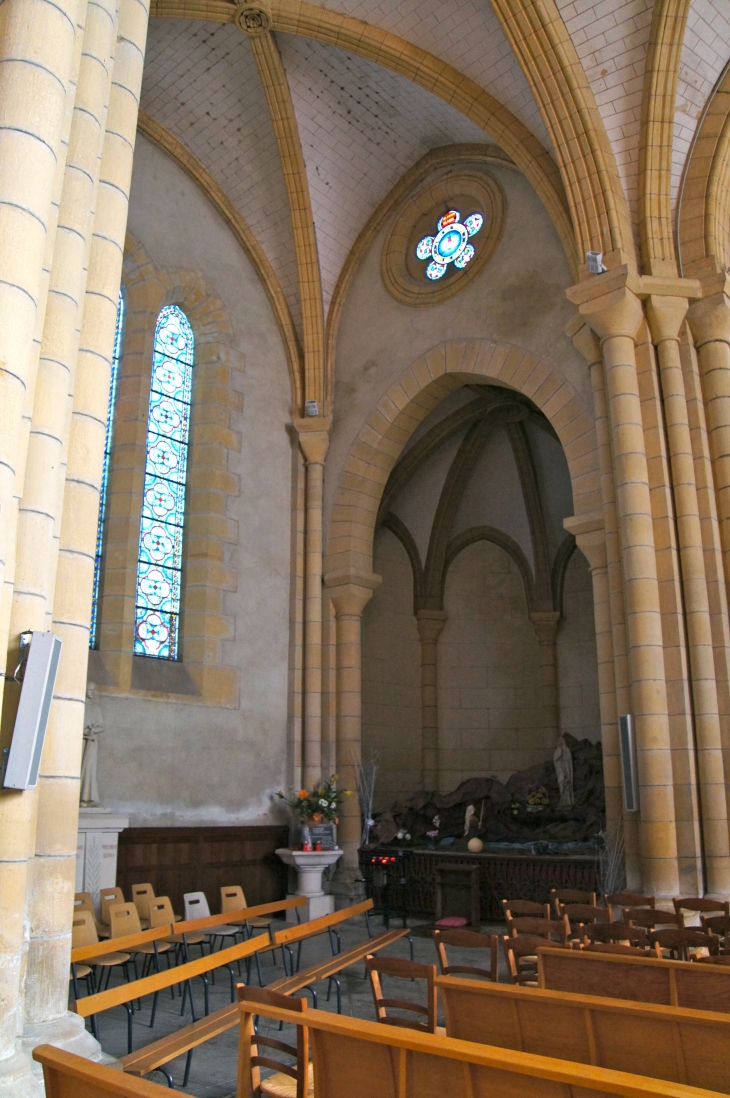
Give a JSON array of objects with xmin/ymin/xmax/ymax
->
[
  {"xmin": 237, "ymin": 996, "xmax": 728, "ymax": 1098},
  {"xmin": 537, "ymin": 945, "xmax": 730, "ymax": 1011},
  {"xmin": 119, "ymin": 902, "xmax": 405, "ymax": 1084},
  {"xmin": 437, "ymin": 975, "xmax": 730, "ymax": 1092},
  {"xmin": 32, "ymin": 1044, "xmax": 174, "ymax": 1097}
]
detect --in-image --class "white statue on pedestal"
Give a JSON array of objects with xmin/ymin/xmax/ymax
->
[
  {"xmin": 81, "ymin": 683, "xmax": 104, "ymax": 807},
  {"xmin": 553, "ymin": 734, "xmax": 574, "ymax": 807}
]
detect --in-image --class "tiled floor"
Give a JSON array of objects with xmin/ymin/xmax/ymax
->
[{"xmin": 78, "ymin": 916, "xmax": 506, "ymax": 1096}]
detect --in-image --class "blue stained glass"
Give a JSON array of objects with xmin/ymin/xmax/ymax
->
[
  {"xmin": 89, "ymin": 291, "xmax": 124, "ymax": 649},
  {"xmin": 415, "ymin": 209, "xmax": 484, "ymax": 279},
  {"xmin": 134, "ymin": 305, "xmax": 194, "ymax": 659}
]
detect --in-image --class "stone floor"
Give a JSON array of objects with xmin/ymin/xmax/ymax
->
[{"xmin": 76, "ymin": 915, "xmax": 506, "ymax": 1096}]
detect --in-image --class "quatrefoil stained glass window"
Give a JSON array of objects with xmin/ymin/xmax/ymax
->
[
  {"xmin": 134, "ymin": 305, "xmax": 194, "ymax": 659},
  {"xmin": 415, "ymin": 209, "xmax": 483, "ymax": 281},
  {"xmin": 90, "ymin": 291, "xmax": 124, "ymax": 649}
]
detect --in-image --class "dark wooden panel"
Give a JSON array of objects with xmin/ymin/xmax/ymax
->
[{"xmin": 117, "ymin": 826, "xmax": 288, "ymax": 916}]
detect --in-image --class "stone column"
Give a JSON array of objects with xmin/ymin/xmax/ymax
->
[
  {"xmin": 20, "ymin": 0, "xmax": 149, "ymax": 1070},
  {"xmin": 647, "ymin": 291, "xmax": 730, "ymax": 897},
  {"xmin": 0, "ymin": 0, "xmax": 86, "ymax": 1090},
  {"xmin": 326, "ymin": 572, "xmax": 380, "ymax": 893},
  {"xmin": 568, "ymin": 273, "xmax": 679, "ymax": 896},
  {"xmin": 529, "ymin": 610, "xmax": 561, "ymax": 744},
  {"xmin": 296, "ymin": 421, "xmax": 330, "ymax": 789},
  {"xmin": 416, "ymin": 609, "xmax": 446, "ymax": 791},
  {"xmin": 687, "ymin": 276, "xmax": 730, "ymax": 586}
]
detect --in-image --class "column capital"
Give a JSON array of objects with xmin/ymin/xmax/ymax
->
[
  {"xmin": 529, "ymin": 610, "xmax": 561, "ymax": 644},
  {"xmin": 565, "ymin": 314, "xmax": 602, "ymax": 368},
  {"xmin": 566, "ymin": 267, "xmax": 644, "ymax": 342},
  {"xmin": 644, "ymin": 294, "xmax": 689, "ymax": 344},
  {"xmin": 564, "ymin": 511, "xmax": 607, "ymax": 572},
  {"xmin": 325, "ymin": 570, "xmax": 381, "ymax": 617},
  {"xmin": 416, "ymin": 608, "xmax": 447, "ymax": 642},
  {"xmin": 293, "ymin": 416, "xmax": 331, "ymax": 464},
  {"xmin": 687, "ymin": 275, "xmax": 730, "ymax": 347}
]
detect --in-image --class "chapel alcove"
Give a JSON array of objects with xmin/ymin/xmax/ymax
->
[{"xmin": 361, "ymin": 381, "xmax": 601, "ymax": 832}]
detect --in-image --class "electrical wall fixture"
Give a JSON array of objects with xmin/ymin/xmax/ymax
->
[
  {"xmin": 13, "ymin": 630, "xmax": 34, "ymax": 683},
  {"xmin": 3, "ymin": 631, "xmax": 62, "ymax": 791},
  {"xmin": 586, "ymin": 250, "xmax": 607, "ymax": 274},
  {"xmin": 305, "ymin": 400, "xmax": 319, "ymax": 417},
  {"xmin": 618, "ymin": 714, "xmax": 639, "ymax": 812}
]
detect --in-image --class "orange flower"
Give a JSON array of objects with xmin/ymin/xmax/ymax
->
[
  {"xmin": 298, "ymin": 790, "xmax": 308, "ymax": 799},
  {"xmin": 313, "ymin": 812, "xmax": 323, "ymax": 822}
]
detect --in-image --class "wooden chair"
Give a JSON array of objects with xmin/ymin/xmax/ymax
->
[
  {"xmin": 625, "ymin": 906, "xmax": 682, "ymax": 929},
  {"xmin": 604, "ymin": 891, "xmax": 655, "ymax": 911},
  {"xmin": 557, "ymin": 903, "xmax": 610, "ymax": 935},
  {"xmin": 651, "ymin": 927, "xmax": 717, "ymax": 961},
  {"xmin": 72, "ymin": 910, "xmax": 132, "ymax": 992},
  {"xmin": 33, "ymin": 1044, "xmax": 176, "ymax": 1097},
  {"xmin": 99, "ymin": 886, "xmax": 126, "ymax": 937},
  {"xmin": 500, "ymin": 899, "xmax": 550, "ymax": 920},
  {"xmin": 432, "ymin": 928, "xmax": 498, "ymax": 981},
  {"xmin": 365, "ymin": 955, "xmax": 438, "ymax": 1033},
  {"xmin": 221, "ymin": 885, "xmax": 273, "ymax": 932},
  {"xmin": 131, "ymin": 883, "xmax": 155, "ymax": 929},
  {"xmin": 549, "ymin": 887, "xmax": 596, "ymax": 917},
  {"xmin": 150, "ymin": 896, "xmax": 206, "ymax": 960},
  {"xmin": 502, "ymin": 934, "xmax": 569, "ymax": 986},
  {"xmin": 675, "ymin": 897, "xmax": 730, "ymax": 927},
  {"xmin": 236, "ymin": 984, "xmax": 313, "ymax": 1098},
  {"xmin": 701, "ymin": 914, "xmax": 730, "ymax": 954},
  {"xmin": 581, "ymin": 941, "xmax": 653, "ymax": 956},
  {"xmin": 109, "ymin": 900, "xmax": 172, "ymax": 979},
  {"xmin": 183, "ymin": 891, "xmax": 241, "ymax": 951},
  {"xmin": 75, "ymin": 890, "xmax": 106, "ymax": 939},
  {"xmin": 580, "ymin": 921, "xmax": 648, "ymax": 947},
  {"xmin": 506, "ymin": 916, "xmax": 569, "ymax": 943}
]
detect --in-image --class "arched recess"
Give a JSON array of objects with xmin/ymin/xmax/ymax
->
[
  {"xmin": 677, "ymin": 61, "xmax": 730, "ymax": 275},
  {"xmin": 149, "ymin": 0, "xmax": 578, "ymax": 280},
  {"xmin": 90, "ymin": 234, "xmax": 241, "ymax": 707},
  {"xmin": 325, "ymin": 339, "xmax": 598, "ymax": 584}
]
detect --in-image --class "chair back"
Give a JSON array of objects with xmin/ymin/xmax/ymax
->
[
  {"xmin": 651, "ymin": 928, "xmax": 716, "ymax": 960},
  {"xmin": 236, "ymin": 984, "xmax": 308, "ymax": 1098},
  {"xmin": 221, "ymin": 885, "xmax": 247, "ymax": 914},
  {"xmin": 433, "ymin": 929, "xmax": 498, "ymax": 981},
  {"xmin": 109, "ymin": 902, "xmax": 142, "ymax": 938},
  {"xmin": 581, "ymin": 921, "xmax": 647, "ymax": 946},
  {"xmin": 131, "ymin": 883, "xmax": 155, "ymax": 923},
  {"xmin": 558, "ymin": 903, "xmax": 610, "ymax": 926},
  {"xmin": 549, "ymin": 888, "xmax": 596, "ymax": 916},
  {"xmin": 674, "ymin": 896, "xmax": 730, "ymax": 916},
  {"xmin": 184, "ymin": 891, "xmax": 211, "ymax": 921},
  {"xmin": 99, "ymin": 887, "xmax": 125, "ymax": 927},
  {"xmin": 149, "ymin": 897, "xmax": 176, "ymax": 930},
  {"xmin": 500, "ymin": 899, "xmax": 550, "ymax": 919},
  {"xmin": 74, "ymin": 892, "xmax": 95, "ymax": 916},
  {"xmin": 366, "ymin": 955, "xmax": 437, "ymax": 1033},
  {"xmin": 507, "ymin": 916, "xmax": 568, "ymax": 942},
  {"xmin": 624, "ymin": 906, "xmax": 682, "ymax": 929},
  {"xmin": 501, "ymin": 935, "xmax": 568, "ymax": 985},
  {"xmin": 72, "ymin": 910, "xmax": 99, "ymax": 949},
  {"xmin": 604, "ymin": 891, "xmax": 654, "ymax": 910},
  {"xmin": 582, "ymin": 941, "xmax": 652, "ymax": 956}
]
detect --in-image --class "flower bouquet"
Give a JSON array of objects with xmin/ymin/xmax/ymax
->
[{"xmin": 277, "ymin": 775, "xmax": 351, "ymax": 849}]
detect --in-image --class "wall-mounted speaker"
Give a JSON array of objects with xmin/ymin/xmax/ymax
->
[
  {"xmin": 618, "ymin": 713, "xmax": 639, "ymax": 812},
  {"xmin": 3, "ymin": 631, "xmax": 62, "ymax": 790}
]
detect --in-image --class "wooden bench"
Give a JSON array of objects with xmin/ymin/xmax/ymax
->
[
  {"xmin": 537, "ymin": 944, "xmax": 730, "ymax": 1011},
  {"xmin": 33, "ymin": 1044, "xmax": 177, "ymax": 1097},
  {"xmin": 237, "ymin": 995, "xmax": 728, "ymax": 1098},
  {"xmin": 120, "ymin": 916, "xmax": 408, "ymax": 1084},
  {"xmin": 437, "ymin": 974, "xmax": 730, "ymax": 1092}
]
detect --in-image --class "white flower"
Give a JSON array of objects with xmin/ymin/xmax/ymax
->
[{"xmin": 318, "ymin": 798, "xmax": 328, "ymax": 806}]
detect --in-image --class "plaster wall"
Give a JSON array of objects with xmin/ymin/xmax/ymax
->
[
  {"xmin": 93, "ymin": 135, "xmax": 293, "ymax": 826},
  {"xmin": 324, "ymin": 161, "xmax": 591, "ymax": 541}
]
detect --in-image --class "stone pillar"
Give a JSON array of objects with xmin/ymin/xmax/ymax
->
[
  {"xmin": 416, "ymin": 609, "xmax": 446, "ymax": 791},
  {"xmin": 647, "ymin": 292, "xmax": 730, "ymax": 897},
  {"xmin": 296, "ymin": 422, "xmax": 330, "ymax": 789},
  {"xmin": 687, "ymin": 277, "xmax": 730, "ymax": 587},
  {"xmin": 568, "ymin": 273, "xmax": 679, "ymax": 896},
  {"xmin": 0, "ymin": 0, "xmax": 86, "ymax": 1089},
  {"xmin": 326, "ymin": 572, "xmax": 380, "ymax": 894},
  {"xmin": 20, "ymin": 0, "xmax": 149, "ymax": 1071},
  {"xmin": 529, "ymin": 610, "xmax": 561, "ymax": 743}
]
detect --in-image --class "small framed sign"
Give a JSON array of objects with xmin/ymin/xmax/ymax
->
[{"xmin": 301, "ymin": 823, "xmax": 336, "ymax": 850}]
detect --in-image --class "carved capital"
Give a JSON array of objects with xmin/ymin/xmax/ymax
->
[
  {"xmin": 687, "ymin": 286, "xmax": 730, "ymax": 348},
  {"xmin": 645, "ymin": 294, "xmax": 689, "ymax": 344},
  {"xmin": 529, "ymin": 610, "xmax": 561, "ymax": 645},
  {"xmin": 566, "ymin": 268, "xmax": 644, "ymax": 343},
  {"xmin": 564, "ymin": 512, "xmax": 606, "ymax": 572},
  {"xmin": 234, "ymin": 1, "xmax": 272, "ymax": 34},
  {"xmin": 297, "ymin": 429, "xmax": 329, "ymax": 465},
  {"xmin": 325, "ymin": 570, "xmax": 381, "ymax": 618},
  {"xmin": 565, "ymin": 314, "xmax": 602, "ymax": 368},
  {"xmin": 416, "ymin": 609, "xmax": 447, "ymax": 644}
]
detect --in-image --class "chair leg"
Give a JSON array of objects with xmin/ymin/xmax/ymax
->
[{"xmin": 182, "ymin": 1050, "xmax": 194, "ymax": 1089}]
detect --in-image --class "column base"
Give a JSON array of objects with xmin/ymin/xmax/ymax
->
[
  {"xmin": 0, "ymin": 1047, "xmax": 41, "ymax": 1098},
  {"xmin": 21, "ymin": 1010, "xmax": 116, "ymax": 1089},
  {"xmin": 330, "ymin": 862, "xmax": 366, "ymax": 907},
  {"xmin": 286, "ymin": 892, "xmax": 335, "ymax": 922}
]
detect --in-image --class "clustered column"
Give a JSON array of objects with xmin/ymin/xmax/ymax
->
[
  {"xmin": 0, "ymin": 0, "xmax": 150, "ymax": 1089},
  {"xmin": 416, "ymin": 609, "xmax": 447, "ymax": 792}
]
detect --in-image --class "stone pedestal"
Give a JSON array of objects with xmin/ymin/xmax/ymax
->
[
  {"xmin": 276, "ymin": 848, "xmax": 343, "ymax": 921},
  {"xmin": 75, "ymin": 808, "xmax": 128, "ymax": 915}
]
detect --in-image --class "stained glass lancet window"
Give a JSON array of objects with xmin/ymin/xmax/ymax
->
[
  {"xmin": 415, "ymin": 209, "xmax": 483, "ymax": 280},
  {"xmin": 90, "ymin": 291, "xmax": 124, "ymax": 649},
  {"xmin": 134, "ymin": 305, "xmax": 194, "ymax": 659}
]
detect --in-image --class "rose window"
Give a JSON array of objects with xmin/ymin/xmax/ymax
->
[{"xmin": 415, "ymin": 210, "xmax": 484, "ymax": 281}]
